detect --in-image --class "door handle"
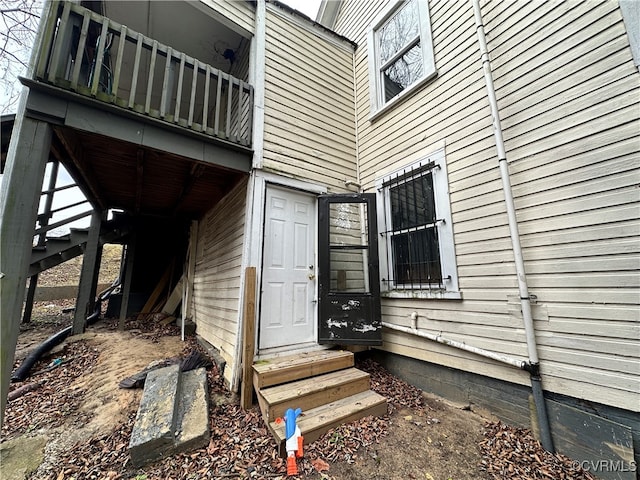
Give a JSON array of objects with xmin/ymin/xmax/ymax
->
[{"xmin": 308, "ymin": 273, "xmax": 316, "ymax": 280}]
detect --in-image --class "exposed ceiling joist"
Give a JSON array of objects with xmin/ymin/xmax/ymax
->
[
  {"xmin": 135, "ymin": 149, "xmax": 145, "ymax": 214},
  {"xmin": 171, "ymin": 163, "xmax": 206, "ymax": 214}
]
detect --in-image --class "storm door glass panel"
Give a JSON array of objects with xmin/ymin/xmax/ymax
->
[{"xmin": 329, "ymin": 203, "xmax": 369, "ymax": 293}]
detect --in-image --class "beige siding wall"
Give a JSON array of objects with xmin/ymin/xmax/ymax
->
[
  {"xmin": 200, "ymin": 0, "xmax": 255, "ymax": 35},
  {"xmin": 192, "ymin": 180, "xmax": 248, "ymax": 387},
  {"xmin": 333, "ymin": 0, "xmax": 640, "ymax": 411},
  {"xmin": 262, "ymin": 5, "xmax": 358, "ymax": 191}
]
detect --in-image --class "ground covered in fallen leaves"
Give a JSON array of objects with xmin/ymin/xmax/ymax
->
[{"xmin": 1, "ymin": 311, "xmax": 598, "ymax": 480}]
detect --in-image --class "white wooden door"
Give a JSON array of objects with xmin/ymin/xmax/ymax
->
[{"xmin": 259, "ymin": 186, "xmax": 316, "ymax": 350}]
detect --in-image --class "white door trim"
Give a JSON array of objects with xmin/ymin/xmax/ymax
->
[{"xmin": 249, "ymin": 172, "xmax": 327, "ymax": 355}]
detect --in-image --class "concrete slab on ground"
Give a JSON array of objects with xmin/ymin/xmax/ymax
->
[
  {"xmin": 129, "ymin": 364, "xmax": 181, "ymax": 466},
  {"xmin": 173, "ymin": 368, "xmax": 210, "ymax": 454},
  {"xmin": 0, "ymin": 435, "xmax": 48, "ymax": 480},
  {"xmin": 128, "ymin": 364, "xmax": 211, "ymax": 467}
]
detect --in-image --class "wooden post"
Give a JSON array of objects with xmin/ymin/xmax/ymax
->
[
  {"xmin": 137, "ymin": 263, "xmax": 172, "ymax": 318},
  {"xmin": 119, "ymin": 232, "xmax": 137, "ymax": 329},
  {"xmin": 73, "ymin": 210, "xmax": 104, "ymax": 334},
  {"xmin": 0, "ymin": 117, "xmax": 52, "ymax": 426},
  {"xmin": 22, "ymin": 274, "xmax": 39, "ymax": 324},
  {"xmin": 182, "ymin": 221, "xmax": 198, "ymax": 324},
  {"xmin": 240, "ymin": 267, "xmax": 257, "ymax": 410}
]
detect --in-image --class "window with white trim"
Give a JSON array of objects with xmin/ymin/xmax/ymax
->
[
  {"xmin": 377, "ymin": 148, "xmax": 459, "ymax": 298},
  {"xmin": 367, "ymin": 0, "xmax": 436, "ymax": 116}
]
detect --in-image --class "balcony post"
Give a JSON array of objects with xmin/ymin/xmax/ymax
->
[
  {"xmin": 0, "ymin": 116, "xmax": 52, "ymax": 425},
  {"xmin": 73, "ymin": 210, "xmax": 105, "ymax": 334}
]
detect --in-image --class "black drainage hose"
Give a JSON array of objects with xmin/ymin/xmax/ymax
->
[
  {"xmin": 11, "ymin": 326, "xmax": 73, "ymax": 382},
  {"xmin": 11, "ymin": 282, "xmax": 118, "ymax": 382}
]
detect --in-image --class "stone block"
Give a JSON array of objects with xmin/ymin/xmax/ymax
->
[{"xmin": 129, "ymin": 364, "xmax": 181, "ymax": 467}]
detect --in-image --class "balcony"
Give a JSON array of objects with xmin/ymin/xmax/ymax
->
[{"xmin": 34, "ymin": 1, "xmax": 253, "ymax": 149}]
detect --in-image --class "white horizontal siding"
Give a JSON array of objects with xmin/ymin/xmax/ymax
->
[
  {"xmin": 262, "ymin": 5, "xmax": 357, "ymax": 190},
  {"xmin": 192, "ymin": 180, "xmax": 247, "ymax": 386},
  {"xmin": 200, "ymin": 0, "xmax": 254, "ymax": 35},
  {"xmin": 331, "ymin": 0, "xmax": 640, "ymax": 411}
]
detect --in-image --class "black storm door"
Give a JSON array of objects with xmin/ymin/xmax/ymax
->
[{"xmin": 318, "ymin": 194, "xmax": 382, "ymax": 345}]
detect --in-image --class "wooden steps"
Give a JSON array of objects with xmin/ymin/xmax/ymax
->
[
  {"xmin": 253, "ymin": 349, "xmax": 354, "ymax": 389},
  {"xmin": 270, "ymin": 390, "xmax": 387, "ymax": 448},
  {"xmin": 252, "ymin": 350, "xmax": 387, "ymax": 456}
]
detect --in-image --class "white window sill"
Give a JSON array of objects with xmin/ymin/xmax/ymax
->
[
  {"xmin": 369, "ymin": 69, "xmax": 438, "ymax": 123},
  {"xmin": 381, "ymin": 289, "xmax": 463, "ymax": 300}
]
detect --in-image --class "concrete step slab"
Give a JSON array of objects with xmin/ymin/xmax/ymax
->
[
  {"xmin": 173, "ymin": 367, "xmax": 210, "ymax": 454},
  {"xmin": 129, "ymin": 364, "xmax": 181, "ymax": 467}
]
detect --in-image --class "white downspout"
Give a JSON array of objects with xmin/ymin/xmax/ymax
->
[{"xmin": 472, "ymin": 0, "xmax": 554, "ymax": 451}]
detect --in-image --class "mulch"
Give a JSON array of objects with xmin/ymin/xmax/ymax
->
[
  {"xmin": 2, "ymin": 340, "xmax": 100, "ymax": 440},
  {"xmin": 2, "ymin": 321, "xmax": 598, "ymax": 480}
]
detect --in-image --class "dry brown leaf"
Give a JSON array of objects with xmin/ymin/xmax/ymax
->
[{"xmin": 311, "ymin": 458, "xmax": 330, "ymax": 472}]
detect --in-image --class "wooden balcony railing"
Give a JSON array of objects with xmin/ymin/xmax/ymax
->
[{"xmin": 36, "ymin": 1, "xmax": 253, "ymax": 147}]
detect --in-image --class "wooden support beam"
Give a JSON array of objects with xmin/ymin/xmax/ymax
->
[
  {"xmin": 240, "ymin": 267, "xmax": 257, "ymax": 410},
  {"xmin": 52, "ymin": 126, "xmax": 106, "ymax": 210},
  {"xmin": 0, "ymin": 117, "xmax": 52, "ymax": 426},
  {"xmin": 182, "ymin": 221, "xmax": 198, "ymax": 325},
  {"xmin": 22, "ymin": 274, "xmax": 39, "ymax": 324},
  {"xmin": 73, "ymin": 210, "xmax": 104, "ymax": 334},
  {"xmin": 138, "ymin": 262, "xmax": 173, "ymax": 319},
  {"xmin": 119, "ymin": 233, "xmax": 137, "ymax": 329},
  {"xmin": 161, "ymin": 275, "xmax": 184, "ymax": 315}
]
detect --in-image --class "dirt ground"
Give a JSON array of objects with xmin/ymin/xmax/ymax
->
[
  {"xmin": 1, "ymin": 247, "xmax": 596, "ymax": 480},
  {"xmin": 2, "ymin": 317, "xmax": 490, "ymax": 480}
]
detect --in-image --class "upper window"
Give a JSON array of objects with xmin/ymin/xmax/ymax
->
[
  {"xmin": 377, "ymin": 148, "xmax": 460, "ymax": 299},
  {"xmin": 368, "ymin": 0, "xmax": 436, "ymax": 117}
]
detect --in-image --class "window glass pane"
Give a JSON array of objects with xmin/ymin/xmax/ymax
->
[
  {"xmin": 330, "ymin": 248, "xmax": 369, "ymax": 293},
  {"xmin": 382, "ymin": 43, "xmax": 424, "ymax": 102},
  {"xmin": 390, "ymin": 172, "xmax": 436, "ymax": 230},
  {"xmin": 379, "ymin": 0, "xmax": 419, "ymax": 64},
  {"xmin": 392, "ymin": 228, "xmax": 441, "ymax": 285},
  {"xmin": 329, "ymin": 203, "xmax": 368, "ymax": 247}
]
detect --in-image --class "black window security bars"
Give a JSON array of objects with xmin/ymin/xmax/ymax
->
[{"xmin": 381, "ymin": 161, "xmax": 445, "ymax": 290}]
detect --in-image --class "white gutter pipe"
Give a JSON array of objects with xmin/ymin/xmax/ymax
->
[
  {"xmin": 472, "ymin": 0, "xmax": 554, "ymax": 452},
  {"xmin": 382, "ymin": 322, "xmax": 526, "ymax": 369}
]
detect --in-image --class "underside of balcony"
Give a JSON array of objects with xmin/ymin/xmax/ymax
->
[{"xmin": 45, "ymin": 121, "xmax": 249, "ymax": 219}]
